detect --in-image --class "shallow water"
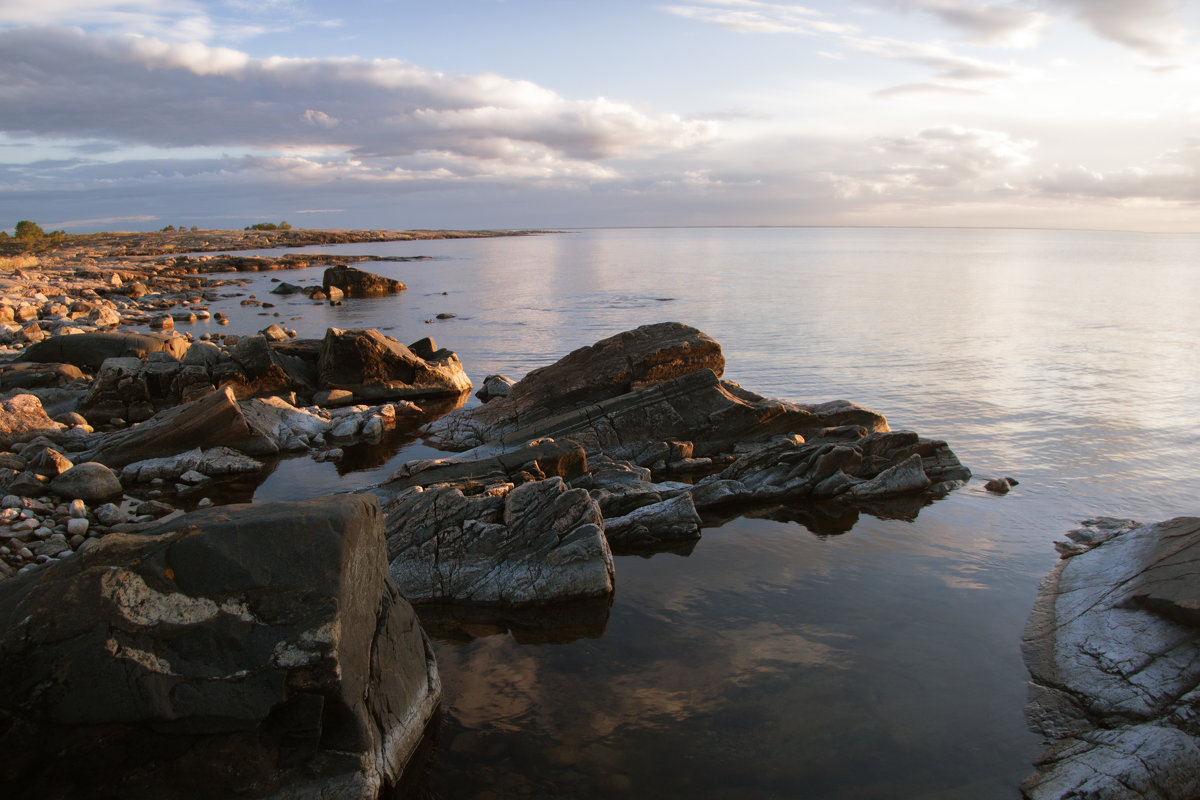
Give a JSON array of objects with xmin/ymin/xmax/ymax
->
[{"xmin": 194, "ymin": 227, "xmax": 1200, "ymax": 798}]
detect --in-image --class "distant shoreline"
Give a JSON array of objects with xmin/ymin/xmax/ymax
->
[{"xmin": 0, "ymin": 227, "xmax": 550, "ymax": 261}]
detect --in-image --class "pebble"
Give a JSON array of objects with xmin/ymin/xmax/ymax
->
[
  {"xmin": 69, "ymin": 499, "xmax": 86, "ymax": 518},
  {"xmin": 197, "ymin": 497, "xmax": 214, "ymax": 508},
  {"xmin": 67, "ymin": 517, "xmax": 89, "ymax": 536}
]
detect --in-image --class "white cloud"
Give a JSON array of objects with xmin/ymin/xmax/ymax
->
[
  {"xmin": 0, "ymin": 27, "xmax": 714, "ymax": 182},
  {"xmin": 876, "ymin": 1, "xmax": 1050, "ymax": 47},
  {"xmin": 1034, "ymin": 138, "xmax": 1200, "ymax": 201},
  {"xmin": 1056, "ymin": 0, "xmax": 1190, "ymax": 61},
  {"xmin": 826, "ymin": 125, "xmax": 1036, "ymax": 198},
  {"xmin": 661, "ymin": 1, "xmax": 858, "ymax": 35},
  {"xmin": 664, "ymin": 1, "xmax": 1034, "ymax": 92}
]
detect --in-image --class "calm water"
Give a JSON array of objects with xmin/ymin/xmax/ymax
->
[{"xmin": 199, "ymin": 227, "xmax": 1200, "ymax": 799}]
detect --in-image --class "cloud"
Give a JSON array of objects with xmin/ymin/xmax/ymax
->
[
  {"xmin": 0, "ymin": 27, "xmax": 714, "ymax": 182},
  {"xmin": 1056, "ymin": 0, "xmax": 1190, "ymax": 61},
  {"xmin": 0, "ymin": 0, "xmax": 326, "ymax": 42},
  {"xmin": 660, "ymin": 1, "xmax": 858, "ymax": 35},
  {"xmin": 876, "ymin": 1, "xmax": 1050, "ymax": 47},
  {"xmin": 826, "ymin": 125, "xmax": 1036, "ymax": 198},
  {"xmin": 663, "ymin": 1, "xmax": 1033, "ymax": 91},
  {"xmin": 1033, "ymin": 139, "xmax": 1200, "ymax": 202},
  {"xmin": 846, "ymin": 34, "xmax": 1028, "ymax": 82}
]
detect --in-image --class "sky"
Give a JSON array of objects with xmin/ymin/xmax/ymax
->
[{"xmin": 2, "ymin": 0, "xmax": 1200, "ymax": 233}]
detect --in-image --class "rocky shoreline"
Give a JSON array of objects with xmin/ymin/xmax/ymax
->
[{"xmin": 8, "ymin": 226, "xmax": 1126, "ymax": 798}]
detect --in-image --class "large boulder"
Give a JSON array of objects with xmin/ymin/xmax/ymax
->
[
  {"xmin": 1021, "ymin": 517, "xmax": 1200, "ymax": 800},
  {"xmin": 18, "ymin": 331, "xmax": 188, "ymax": 371},
  {"xmin": 382, "ymin": 476, "xmax": 614, "ymax": 606},
  {"xmin": 317, "ymin": 328, "xmax": 471, "ymax": 402},
  {"xmin": 48, "ymin": 461, "xmax": 122, "ymax": 503},
  {"xmin": 0, "ymin": 494, "xmax": 441, "ymax": 799},
  {"xmin": 322, "ymin": 265, "xmax": 406, "ymax": 297}
]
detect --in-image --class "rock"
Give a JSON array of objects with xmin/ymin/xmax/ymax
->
[
  {"xmin": 25, "ymin": 446, "xmax": 73, "ymax": 478},
  {"xmin": 317, "ymin": 328, "xmax": 471, "ymax": 402},
  {"xmin": 315, "ymin": 388, "xmax": 356, "ymax": 407},
  {"xmin": 379, "ymin": 439, "xmax": 588, "ymax": 495},
  {"xmin": 260, "ymin": 323, "xmax": 288, "ymax": 342},
  {"xmin": 603, "ymin": 493, "xmax": 702, "ymax": 553},
  {"xmin": 423, "ymin": 324, "xmax": 892, "ymax": 455},
  {"xmin": 322, "ymin": 264, "xmax": 406, "ymax": 297},
  {"xmin": 66, "ymin": 517, "xmax": 89, "ymax": 536},
  {"xmin": 0, "ymin": 362, "xmax": 87, "ymax": 391},
  {"xmin": 985, "ymin": 477, "xmax": 1014, "ymax": 493},
  {"xmin": 148, "ymin": 314, "xmax": 174, "ymax": 330},
  {"xmin": 48, "ymin": 462, "xmax": 122, "ymax": 503},
  {"xmin": 850, "ymin": 453, "xmax": 931, "ymax": 499},
  {"xmin": 223, "ymin": 334, "xmax": 315, "ymax": 399},
  {"xmin": 239, "ymin": 396, "xmax": 332, "ymax": 449},
  {"xmin": 82, "ymin": 386, "xmax": 276, "ymax": 468},
  {"xmin": 0, "ymin": 494, "xmax": 441, "ymax": 798},
  {"xmin": 269, "ymin": 281, "xmax": 305, "ymax": 295},
  {"xmin": 0, "ymin": 394, "xmax": 67, "ymax": 449},
  {"xmin": 475, "ymin": 373, "xmax": 515, "ymax": 403},
  {"xmin": 17, "ymin": 331, "xmax": 187, "ymax": 371},
  {"xmin": 382, "ymin": 477, "xmax": 614, "ymax": 606},
  {"xmin": 1021, "ymin": 517, "xmax": 1200, "ymax": 799}
]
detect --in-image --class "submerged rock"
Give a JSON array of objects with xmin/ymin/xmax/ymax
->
[
  {"xmin": 1021, "ymin": 516, "xmax": 1200, "ymax": 800},
  {"xmin": 0, "ymin": 494, "xmax": 441, "ymax": 799}
]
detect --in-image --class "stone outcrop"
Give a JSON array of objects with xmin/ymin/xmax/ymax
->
[
  {"xmin": 1021, "ymin": 517, "xmax": 1200, "ymax": 800},
  {"xmin": 317, "ymin": 328, "xmax": 471, "ymax": 402},
  {"xmin": 322, "ymin": 265, "xmax": 406, "ymax": 297},
  {"xmin": 0, "ymin": 494, "xmax": 441, "ymax": 799},
  {"xmin": 381, "ymin": 476, "xmax": 614, "ymax": 606}
]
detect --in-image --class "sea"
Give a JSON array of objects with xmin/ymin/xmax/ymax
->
[{"xmin": 200, "ymin": 226, "xmax": 1200, "ymax": 799}]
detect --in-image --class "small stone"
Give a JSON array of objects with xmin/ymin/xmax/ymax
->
[
  {"xmin": 69, "ymin": 499, "xmax": 86, "ymax": 518},
  {"xmin": 66, "ymin": 517, "xmax": 89, "ymax": 536},
  {"xmin": 984, "ymin": 477, "xmax": 1012, "ymax": 494},
  {"xmin": 197, "ymin": 497, "xmax": 214, "ymax": 508},
  {"xmin": 68, "ymin": 534, "xmax": 85, "ymax": 548}
]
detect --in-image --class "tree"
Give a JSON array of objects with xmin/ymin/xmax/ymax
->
[
  {"xmin": 279, "ymin": 220, "xmax": 291, "ymax": 230},
  {"xmin": 14, "ymin": 220, "xmax": 44, "ymax": 241},
  {"xmin": 161, "ymin": 224, "xmax": 176, "ymax": 232}
]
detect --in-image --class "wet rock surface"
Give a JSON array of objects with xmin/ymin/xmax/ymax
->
[
  {"xmin": 1021, "ymin": 517, "xmax": 1200, "ymax": 800},
  {"xmin": 0, "ymin": 494, "xmax": 441, "ymax": 799}
]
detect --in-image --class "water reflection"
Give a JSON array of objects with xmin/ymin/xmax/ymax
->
[{"xmin": 417, "ymin": 597, "xmax": 612, "ymax": 645}]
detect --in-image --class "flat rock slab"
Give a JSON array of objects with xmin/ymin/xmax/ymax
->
[
  {"xmin": 0, "ymin": 494, "xmax": 441, "ymax": 799},
  {"xmin": 1021, "ymin": 516, "xmax": 1200, "ymax": 800}
]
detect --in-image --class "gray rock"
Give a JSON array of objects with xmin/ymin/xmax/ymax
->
[
  {"xmin": 475, "ymin": 373, "xmax": 515, "ymax": 403},
  {"xmin": 1021, "ymin": 517, "xmax": 1200, "ymax": 799},
  {"xmin": 48, "ymin": 462, "xmax": 122, "ymax": 503},
  {"xmin": 604, "ymin": 493, "xmax": 702, "ymax": 552},
  {"xmin": 0, "ymin": 494, "xmax": 441, "ymax": 799},
  {"xmin": 383, "ymin": 477, "xmax": 614, "ymax": 606}
]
